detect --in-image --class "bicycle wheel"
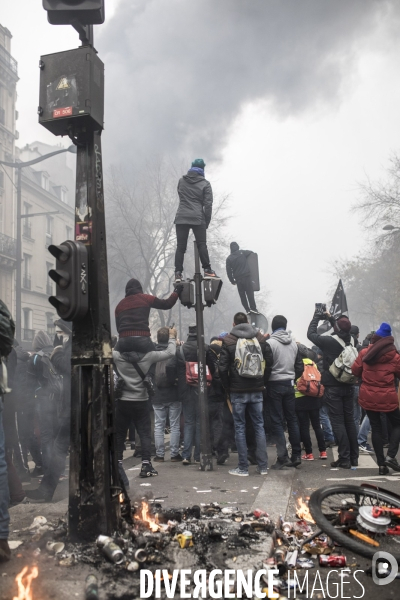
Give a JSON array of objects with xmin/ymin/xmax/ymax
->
[{"xmin": 309, "ymin": 484, "xmax": 400, "ymax": 561}]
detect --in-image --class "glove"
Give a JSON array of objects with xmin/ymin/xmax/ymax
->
[{"xmin": 174, "ymin": 283, "xmax": 184, "ymax": 296}]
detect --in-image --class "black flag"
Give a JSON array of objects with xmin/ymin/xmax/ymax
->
[{"xmin": 317, "ymin": 279, "xmax": 349, "ymax": 335}]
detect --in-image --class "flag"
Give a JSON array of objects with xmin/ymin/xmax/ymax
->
[{"xmin": 317, "ymin": 279, "xmax": 349, "ymax": 335}]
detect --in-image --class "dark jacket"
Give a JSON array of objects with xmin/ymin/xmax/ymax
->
[
  {"xmin": 115, "ymin": 278, "xmax": 178, "ymax": 337},
  {"xmin": 352, "ymin": 336, "xmax": 400, "ymax": 412},
  {"xmin": 307, "ymin": 314, "xmax": 353, "ymax": 387},
  {"xmin": 176, "ymin": 334, "xmax": 213, "ymax": 401},
  {"xmin": 174, "ymin": 170, "xmax": 213, "ymax": 227},
  {"xmin": 206, "ymin": 342, "xmax": 225, "ymax": 402},
  {"xmin": 219, "ymin": 323, "xmax": 267, "ymax": 393},
  {"xmin": 152, "ymin": 342, "xmax": 179, "ymax": 405},
  {"xmin": 226, "ymin": 246, "xmax": 252, "ymax": 284},
  {"xmin": 51, "ymin": 339, "xmax": 71, "ymax": 417}
]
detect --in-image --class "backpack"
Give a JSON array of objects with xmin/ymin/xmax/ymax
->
[
  {"xmin": 155, "ymin": 357, "xmax": 176, "ymax": 388},
  {"xmin": 0, "ymin": 300, "xmax": 15, "ymax": 358},
  {"xmin": 37, "ymin": 350, "xmax": 63, "ymax": 403},
  {"xmin": 296, "ymin": 360, "xmax": 324, "ymax": 398},
  {"xmin": 234, "ymin": 337, "xmax": 264, "ymax": 378},
  {"xmin": 180, "ymin": 345, "xmax": 212, "ymax": 387},
  {"xmin": 328, "ymin": 336, "xmax": 358, "ymax": 384}
]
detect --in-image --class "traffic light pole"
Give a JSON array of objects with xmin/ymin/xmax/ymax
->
[{"xmin": 193, "ymin": 242, "xmax": 213, "ymax": 471}]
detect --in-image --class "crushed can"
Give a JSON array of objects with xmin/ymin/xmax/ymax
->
[
  {"xmin": 254, "ymin": 509, "xmax": 269, "ymax": 519},
  {"xmin": 101, "ymin": 541, "xmax": 124, "ymax": 564},
  {"xmin": 319, "ymin": 554, "xmax": 346, "ymax": 567},
  {"xmin": 176, "ymin": 531, "xmax": 194, "ymax": 548},
  {"xmin": 85, "ymin": 574, "xmax": 99, "ymax": 600}
]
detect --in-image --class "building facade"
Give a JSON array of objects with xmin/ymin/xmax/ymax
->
[{"xmin": 0, "ymin": 25, "xmax": 18, "ymax": 312}]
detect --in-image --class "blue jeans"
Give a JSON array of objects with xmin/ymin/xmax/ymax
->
[
  {"xmin": 231, "ymin": 392, "xmax": 268, "ymax": 471},
  {"xmin": 0, "ymin": 398, "xmax": 10, "ymax": 539},
  {"xmin": 182, "ymin": 388, "xmax": 200, "ymax": 461},
  {"xmin": 353, "ymin": 386, "xmax": 361, "ymax": 433},
  {"xmin": 153, "ymin": 402, "xmax": 182, "ymax": 457},
  {"xmin": 320, "ymin": 402, "xmax": 335, "ymax": 444},
  {"xmin": 358, "ymin": 415, "xmax": 371, "ymax": 445},
  {"xmin": 267, "ymin": 382, "xmax": 301, "ymax": 462}
]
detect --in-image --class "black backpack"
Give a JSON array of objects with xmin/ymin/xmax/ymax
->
[{"xmin": 0, "ymin": 300, "xmax": 15, "ymax": 358}]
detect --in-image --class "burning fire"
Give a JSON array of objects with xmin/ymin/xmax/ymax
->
[
  {"xmin": 13, "ymin": 566, "xmax": 38, "ymax": 600},
  {"xmin": 296, "ymin": 497, "xmax": 315, "ymax": 523},
  {"xmin": 134, "ymin": 501, "xmax": 160, "ymax": 532}
]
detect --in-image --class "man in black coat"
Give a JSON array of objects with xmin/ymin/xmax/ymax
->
[
  {"xmin": 219, "ymin": 312, "xmax": 268, "ymax": 476},
  {"xmin": 226, "ymin": 242, "xmax": 258, "ymax": 314},
  {"xmin": 307, "ymin": 310, "xmax": 359, "ymax": 469},
  {"xmin": 206, "ymin": 338, "xmax": 226, "ymax": 464},
  {"xmin": 174, "ymin": 158, "xmax": 218, "ymax": 282}
]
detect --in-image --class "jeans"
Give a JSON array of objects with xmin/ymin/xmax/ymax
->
[
  {"xmin": 153, "ymin": 402, "xmax": 182, "ymax": 457},
  {"xmin": 116, "ymin": 400, "xmax": 152, "ymax": 462},
  {"xmin": 231, "ymin": 392, "xmax": 268, "ymax": 471},
  {"xmin": 175, "ymin": 224, "xmax": 211, "ymax": 272},
  {"xmin": 296, "ymin": 409, "xmax": 326, "ymax": 454},
  {"xmin": 182, "ymin": 388, "xmax": 200, "ymax": 461},
  {"xmin": 236, "ymin": 275, "xmax": 257, "ymax": 313},
  {"xmin": 366, "ymin": 408, "xmax": 400, "ymax": 466},
  {"xmin": 319, "ymin": 402, "xmax": 335, "ymax": 444},
  {"xmin": 38, "ymin": 415, "xmax": 70, "ymax": 499},
  {"xmin": 324, "ymin": 386, "xmax": 359, "ymax": 463},
  {"xmin": 267, "ymin": 381, "xmax": 301, "ymax": 462},
  {"xmin": 353, "ymin": 386, "xmax": 361, "ymax": 433},
  {"xmin": 357, "ymin": 415, "xmax": 371, "ymax": 445},
  {"xmin": 0, "ymin": 398, "xmax": 10, "ymax": 539}
]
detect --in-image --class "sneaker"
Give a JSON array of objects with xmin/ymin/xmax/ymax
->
[
  {"xmin": 204, "ymin": 268, "xmax": 219, "ymax": 278},
  {"xmin": 153, "ymin": 455, "xmax": 164, "ymax": 462},
  {"xmin": 379, "ymin": 465, "xmax": 390, "ymax": 475},
  {"xmin": 140, "ymin": 462, "xmax": 158, "ymax": 478},
  {"xmin": 0, "ymin": 540, "xmax": 11, "ymax": 563},
  {"xmin": 290, "ymin": 456, "xmax": 302, "ymax": 467},
  {"xmin": 249, "ymin": 309, "xmax": 260, "ymax": 315},
  {"xmin": 330, "ymin": 459, "xmax": 351, "ymax": 469},
  {"xmin": 301, "ymin": 454, "xmax": 314, "ymax": 461},
  {"xmin": 359, "ymin": 444, "xmax": 374, "ymax": 454},
  {"xmin": 217, "ymin": 453, "xmax": 229, "ymax": 465},
  {"xmin": 229, "ymin": 467, "xmax": 249, "ymax": 477},
  {"xmin": 351, "ymin": 460, "xmax": 358, "ymax": 467},
  {"xmin": 256, "ymin": 466, "xmax": 268, "ymax": 475},
  {"xmin": 171, "ymin": 454, "xmax": 183, "ymax": 462},
  {"xmin": 182, "ymin": 458, "xmax": 191, "ymax": 465},
  {"xmin": 319, "ymin": 451, "xmax": 328, "ymax": 460},
  {"xmin": 385, "ymin": 456, "xmax": 400, "ymax": 472},
  {"xmin": 174, "ymin": 271, "xmax": 183, "ymax": 283}
]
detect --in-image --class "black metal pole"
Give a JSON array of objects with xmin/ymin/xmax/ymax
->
[
  {"xmin": 193, "ymin": 242, "xmax": 213, "ymax": 471},
  {"xmin": 15, "ymin": 167, "xmax": 22, "ymax": 343},
  {"xmin": 68, "ymin": 132, "xmax": 120, "ymax": 539}
]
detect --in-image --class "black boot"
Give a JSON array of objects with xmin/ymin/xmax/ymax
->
[
  {"xmin": 385, "ymin": 456, "xmax": 400, "ymax": 472},
  {"xmin": 330, "ymin": 459, "xmax": 351, "ymax": 469},
  {"xmin": 379, "ymin": 465, "xmax": 390, "ymax": 475}
]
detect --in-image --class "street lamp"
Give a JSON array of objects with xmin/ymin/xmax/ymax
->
[
  {"xmin": 382, "ymin": 224, "xmax": 400, "ymax": 231},
  {"xmin": 0, "ymin": 145, "xmax": 77, "ymax": 342}
]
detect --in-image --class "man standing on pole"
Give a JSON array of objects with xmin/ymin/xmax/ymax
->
[
  {"xmin": 226, "ymin": 242, "xmax": 259, "ymax": 315},
  {"xmin": 174, "ymin": 159, "xmax": 219, "ymax": 283}
]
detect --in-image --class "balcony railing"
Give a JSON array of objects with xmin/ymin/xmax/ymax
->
[
  {"xmin": 22, "ymin": 328, "xmax": 35, "ymax": 342},
  {"xmin": 0, "ymin": 232, "xmax": 16, "ymax": 259},
  {"xmin": 23, "ymin": 274, "xmax": 31, "ymax": 290},
  {"xmin": 0, "ymin": 46, "xmax": 18, "ymax": 76}
]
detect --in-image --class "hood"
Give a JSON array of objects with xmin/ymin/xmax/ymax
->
[
  {"xmin": 119, "ymin": 350, "xmax": 146, "ymax": 363},
  {"xmin": 270, "ymin": 330, "xmax": 293, "ymax": 345},
  {"xmin": 363, "ymin": 336, "xmax": 397, "ymax": 365},
  {"xmin": 183, "ymin": 171, "xmax": 204, "ymax": 184},
  {"xmin": 125, "ymin": 278, "xmax": 143, "ymax": 296},
  {"xmin": 231, "ymin": 323, "xmax": 257, "ymax": 339},
  {"xmin": 32, "ymin": 330, "xmax": 52, "ymax": 352},
  {"xmin": 230, "ymin": 242, "xmax": 239, "ymax": 253},
  {"xmin": 155, "ymin": 342, "xmax": 168, "ymax": 351}
]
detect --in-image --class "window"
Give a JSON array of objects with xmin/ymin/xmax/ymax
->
[
  {"xmin": 23, "ymin": 254, "xmax": 31, "ymax": 289},
  {"xmin": 46, "ymin": 261, "xmax": 53, "ymax": 296},
  {"xmin": 46, "ymin": 313, "xmax": 55, "ymax": 337},
  {"xmin": 45, "ymin": 216, "xmax": 53, "ymax": 247},
  {"xmin": 23, "ymin": 202, "xmax": 32, "ymax": 238},
  {"xmin": 41, "ymin": 172, "xmax": 50, "ymax": 191},
  {"xmin": 66, "ymin": 226, "xmax": 72, "ymax": 240},
  {"xmin": 22, "ymin": 308, "xmax": 34, "ymax": 341}
]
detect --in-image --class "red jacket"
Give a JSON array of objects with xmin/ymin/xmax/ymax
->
[{"xmin": 352, "ymin": 337, "xmax": 400, "ymax": 412}]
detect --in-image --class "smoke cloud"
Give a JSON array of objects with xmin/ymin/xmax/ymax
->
[{"xmin": 97, "ymin": 0, "xmax": 400, "ymax": 165}]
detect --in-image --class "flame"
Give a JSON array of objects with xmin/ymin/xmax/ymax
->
[
  {"xmin": 119, "ymin": 493, "xmax": 124, "ymax": 504},
  {"xmin": 134, "ymin": 501, "xmax": 160, "ymax": 532},
  {"xmin": 13, "ymin": 566, "xmax": 38, "ymax": 600},
  {"xmin": 296, "ymin": 497, "xmax": 315, "ymax": 523}
]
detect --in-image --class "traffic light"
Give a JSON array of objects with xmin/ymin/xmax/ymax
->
[
  {"xmin": 48, "ymin": 240, "xmax": 89, "ymax": 320},
  {"xmin": 43, "ymin": 0, "xmax": 105, "ymax": 25},
  {"xmin": 203, "ymin": 278, "xmax": 223, "ymax": 307},
  {"xmin": 180, "ymin": 281, "xmax": 195, "ymax": 308}
]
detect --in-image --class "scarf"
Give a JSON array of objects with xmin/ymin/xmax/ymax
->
[
  {"xmin": 363, "ymin": 335, "xmax": 396, "ymax": 364},
  {"xmin": 189, "ymin": 167, "xmax": 204, "ymax": 177}
]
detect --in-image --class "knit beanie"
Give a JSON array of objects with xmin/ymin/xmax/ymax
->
[
  {"xmin": 336, "ymin": 315, "xmax": 352, "ymax": 333},
  {"xmin": 191, "ymin": 158, "xmax": 205, "ymax": 169},
  {"xmin": 230, "ymin": 242, "xmax": 239, "ymax": 253},
  {"xmin": 375, "ymin": 322, "xmax": 392, "ymax": 338},
  {"xmin": 271, "ymin": 315, "xmax": 287, "ymax": 331},
  {"xmin": 350, "ymin": 325, "xmax": 359, "ymax": 336}
]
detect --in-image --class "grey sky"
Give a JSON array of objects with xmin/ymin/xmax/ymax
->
[{"xmin": 3, "ymin": 1, "xmax": 400, "ymax": 340}]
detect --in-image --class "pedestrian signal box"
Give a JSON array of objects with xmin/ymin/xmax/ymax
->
[
  {"xmin": 180, "ymin": 281, "xmax": 195, "ymax": 308},
  {"xmin": 38, "ymin": 46, "xmax": 104, "ymax": 136},
  {"xmin": 203, "ymin": 278, "xmax": 223, "ymax": 307},
  {"xmin": 48, "ymin": 240, "xmax": 89, "ymax": 321}
]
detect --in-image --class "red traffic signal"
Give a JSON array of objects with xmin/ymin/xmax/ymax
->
[
  {"xmin": 48, "ymin": 240, "xmax": 89, "ymax": 321},
  {"xmin": 43, "ymin": 0, "xmax": 105, "ymax": 25}
]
